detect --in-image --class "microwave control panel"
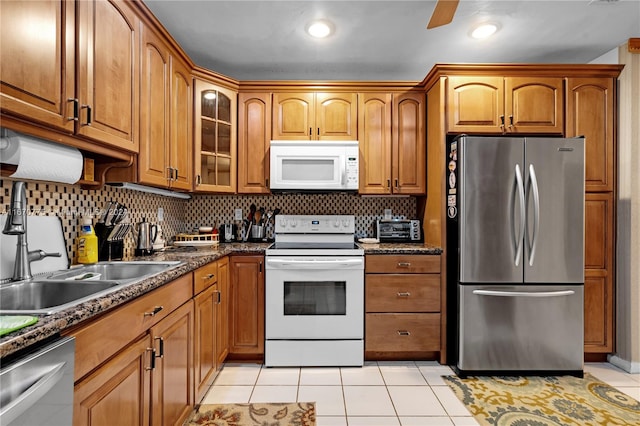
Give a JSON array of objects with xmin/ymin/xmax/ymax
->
[{"xmin": 345, "ymin": 155, "xmax": 359, "ymax": 187}]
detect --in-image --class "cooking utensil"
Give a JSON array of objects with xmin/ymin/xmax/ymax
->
[
  {"xmin": 101, "ymin": 201, "xmax": 115, "ymax": 225},
  {"xmin": 248, "ymin": 204, "xmax": 256, "ymax": 224}
]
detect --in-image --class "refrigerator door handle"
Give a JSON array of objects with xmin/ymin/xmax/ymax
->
[
  {"xmin": 472, "ymin": 289, "xmax": 576, "ymax": 298},
  {"xmin": 527, "ymin": 164, "xmax": 541, "ymax": 266},
  {"xmin": 511, "ymin": 164, "xmax": 526, "ymax": 266}
]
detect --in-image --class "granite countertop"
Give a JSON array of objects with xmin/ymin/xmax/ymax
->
[{"xmin": 0, "ymin": 241, "xmax": 440, "ymax": 360}]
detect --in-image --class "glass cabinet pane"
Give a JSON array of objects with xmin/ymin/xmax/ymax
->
[
  {"xmin": 218, "ymin": 93, "xmax": 231, "ymax": 122},
  {"xmin": 217, "ymin": 157, "xmax": 231, "ymax": 186},
  {"xmin": 218, "ymin": 123, "xmax": 231, "ymax": 155},
  {"xmin": 201, "ymin": 120, "xmax": 216, "ymax": 153},
  {"xmin": 201, "ymin": 155, "xmax": 216, "ymax": 185},
  {"xmin": 201, "ymin": 91, "xmax": 217, "ymax": 118}
]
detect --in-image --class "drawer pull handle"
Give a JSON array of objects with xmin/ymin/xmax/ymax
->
[
  {"xmin": 397, "ymin": 262, "xmax": 411, "ymax": 268},
  {"xmin": 146, "ymin": 348, "xmax": 156, "ymax": 370},
  {"xmin": 202, "ymin": 273, "xmax": 215, "ymax": 280},
  {"xmin": 144, "ymin": 306, "xmax": 164, "ymax": 317},
  {"xmin": 397, "ymin": 330, "xmax": 411, "ymax": 336},
  {"xmin": 397, "ymin": 292, "xmax": 411, "ymax": 297}
]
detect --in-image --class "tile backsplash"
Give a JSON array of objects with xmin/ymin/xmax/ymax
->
[{"xmin": 1, "ymin": 178, "xmax": 416, "ymax": 262}]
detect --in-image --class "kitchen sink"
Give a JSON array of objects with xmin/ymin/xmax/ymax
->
[
  {"xmin": 0, "ymin": 261, "xmax": 183, "ymax": 315},
  {"xmin": 0, "ymin": 280, "xmax": 120, "ymax": 314},
  {"xmin": 46, "ymin": 261, "xmax": 182, "ymax": 282}
]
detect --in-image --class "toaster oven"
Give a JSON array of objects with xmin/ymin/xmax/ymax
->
[{"xmin": 375, "ymin": 219, "xmax": 422, "ymax": 242}]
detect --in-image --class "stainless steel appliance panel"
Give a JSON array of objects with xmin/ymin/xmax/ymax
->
[
  {"xmin": 458, "ymin": 285, "xmax": 583, "ymax": 371},
  {"xmin": 459, "ymin": 137, "xmax": 524, "ymax": 283},
  {"xmin": 0, "ymin": 337, "xmax": 75, "ymax": 426},
  {"xmin": 524, "ymin": 138, "xmax": 585, "ymax": 283}
]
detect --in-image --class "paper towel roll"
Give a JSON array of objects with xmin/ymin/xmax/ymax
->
[{"xmin": 0, "ymin": 130, "xmax": 83, "ymax": 184}]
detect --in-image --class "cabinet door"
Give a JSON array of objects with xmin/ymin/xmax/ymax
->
[
  {"xmin": 216, "ymin": 257, "xmax": 230, "ymax": 365},
  {"xmin": 74, "ymin": 335, "xmax": 152, "ymax": 426},
  {"xmin": 139, "ymin": 26, "xmax": 170, "ymax": 187},
  {"xmin": 316, "ymin": 93, "xmax": 358, "ymax": 140},
  {"xmin": 194, "ymin": 286, "xmax": 217, "ymax": 402},
  {"xmin": 194, "ymin": 79, "xmax": 237, "ymax": 193},
  {"xmin": 505, "ymin": 77, "xmax": 563, "ymax": 134},
  {"xmin": 169, "ymin": 56, "xmax": 193, "ymax": 190},
  {"xmin": 393, "ymin": 92, "xmax": 426, "ymax": 194},
  {"xmin": 358, "ymin": 93, "xmax": 392, "ymax": 194},
  {"xmin": 446, "ymin": 76, "xmax": 504, "ymax": 133},
  {"xmin": 272, "ymin": 93, "xmax": 315, "ymax": 140},
  {"xmin": 566, "ymin": 77, "xmax": 615, "ymax": 192},
  {"xmin": 238, "ymin": 93, "xmax": 272, "ymax": 193},
  {"xmin": 150, "ymin": 301, "xmax": 194, "ymax": 426},
  {"xmin": 584, "ymin": 193, "xmax": 614, "ymax": 353},
  {"xmin": 76, "ymin": 0, "xmax": 139, "ymax": 151},
  {"xmin": 0, "ymin": 0, "xmax": 75, "ymax": 133},
  {"xmin": 230, "ymin": 255, "xmax": 265, "ymax": 357}
]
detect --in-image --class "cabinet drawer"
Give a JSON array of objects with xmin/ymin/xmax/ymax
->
[
  {"xmin": 194, "ymin": 261, "xmax": 218, "ymax": 294},
  {"xmin": 366, "ymin": 255, "xmax": 440, "ymax": 274},
  {"xmin": 366, "ymin": 274, "xmax": 440, "ymax": 312},
  {"xmin": 365, "ymin": 313, "xmax": 440, "ymax": 352},
  {"xmin": 69, "ymin": 274, "xmax": 193, "ymax": 381}
]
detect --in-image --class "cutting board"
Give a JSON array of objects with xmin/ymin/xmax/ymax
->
[{"xmin": 0, "ymin": 214, "xmax": 69, "ymax": 280}]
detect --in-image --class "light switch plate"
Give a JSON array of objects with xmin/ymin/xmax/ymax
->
[
  {"xmin": 234, "ymin": 208, "xmax": 243, "ymax": 221},
  {"xmin": 157, "ymin": 207, "xmax": 164, "ymax": 222},
  {"xmin": 384, "ymin": 209, "xmax": 392, "ymax": 220}
]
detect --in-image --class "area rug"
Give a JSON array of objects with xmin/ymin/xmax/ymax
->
[
  {"xmin": 444, "ymin": 373, "xmax": 640, "ymax": 426},
  {"xmin": 183, "ymin": 402, "xmax": 316, "ymax": 426}
]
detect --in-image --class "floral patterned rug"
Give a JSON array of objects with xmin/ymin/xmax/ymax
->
[
  {"xmin": 183, "ymin": 402, "xmax": 316, "ymax": 426},
  {"xmin": 444, "ymin": 373, "xmax": 640, "ymax": 426}
]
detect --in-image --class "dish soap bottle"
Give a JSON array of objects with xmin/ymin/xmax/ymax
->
[{"xmin": 77, "ymin": 217, "xmax": 98, "ymax": 264}]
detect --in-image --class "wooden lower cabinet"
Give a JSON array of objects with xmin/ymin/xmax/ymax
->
[
  {"xmin": 74, "ymin": 335, "xmax": 151, "ymax": 426},
  {"xmin": 365, "ymin": 254, "xmax": 441, "ymax": 359},
  {"xmin": 74, "ymin": 301, "xmax": 194, "ymax": 426},
  {"xmin": 216, "ymin": 257, "xmax": 230, "ymax": 365},
  {"xmin": 194, "ymin": 285, "xmax": 217, "ymax": 401},
  {"xmin": 229, "ymin": 255, "xmax": 264, "ymax": 358},
  {"xmin": 150, "ymin": 302, "xmax": 194, "ymax": 425}
]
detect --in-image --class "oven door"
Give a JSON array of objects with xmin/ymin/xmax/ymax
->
[{"xmin": 265, "ymin": 256, "xmax": 364, "ymax": 339}]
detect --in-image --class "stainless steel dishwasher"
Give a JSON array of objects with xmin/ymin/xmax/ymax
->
[{"xmin": 0, "ymin": 336, "xmax": 75, "ymax": 426}]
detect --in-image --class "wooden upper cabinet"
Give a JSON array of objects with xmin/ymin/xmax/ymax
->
[
  {"xmin": 238, "ymin": 92, "xmax": 272, "ymax": 193},
  {"xmin": 0, "ymin": 0, "xmax": 76, "ymax": 133},
  {"xmin": 358, "ymin": 93, "xmax": 392, "ymax": 194},
  {"xmin": 194, "ymin": 79, "xmax": 237, "ymax": 193},
  {"xmin": 393, "ymin": 92, "xmax": 426, "ymax": 194},
  {"xmin": 168, "ymin": 56, "xmax": 193, "ymax": 190},
  {"xmin": 272, "ymin": 92, "xmax": 357, "ymax": 140},
  {"xmin": 138, "ymin": 26, "xmax": 192, "ymax": 191},
  {"xmin": 76, "ymin": 0, "xmax": 139, "ymax": 150},
  {"xmin": 316, "ymin": 93, "xmax": 358, "ymax": 140},
  {"xmin": 139, "ymin": 26, "xmax": 170, "ymax": 188},
  {"xmin": 446, "ymin": 76, "xmax": 563, "ymax": 134},
  {"xmin": 566, "ymin": 77, "xmax": 615, "ymax": 192},
  {"xmin": 447, "ymin": 76, "xmax": 504, "ymax": 133},
  {"xmin": 505, "ymin": 77, "xmax": 563, "ymax": 133}
]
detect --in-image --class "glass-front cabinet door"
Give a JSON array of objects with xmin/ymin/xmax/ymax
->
[{"xmin": 194, "ymin": 79, "xmax": 237, "ymax": 192}]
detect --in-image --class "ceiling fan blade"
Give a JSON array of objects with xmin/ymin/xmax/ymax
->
[{"xmin": 427, "ymin": 0, "xmax": 460, "ymax": 29}]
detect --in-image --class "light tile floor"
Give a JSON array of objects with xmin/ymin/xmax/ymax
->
[{"xmin": 201, "ymin": 361, "xmax": 640, "ymax": 426}]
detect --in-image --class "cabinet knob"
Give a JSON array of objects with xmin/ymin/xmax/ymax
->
[
  {"xmin": 202, "ymin": 273, "xmax": 215, "ymax": 280},
  {"xmin": 154, "ymin": 336, "xmax": 164, "ymax": 358},
  {"xmin": 397, "ymin": 262, "xmax": 411, "ymax": 268},
  {"xmin": 80, "ymin": 104, "xmax": 92, "ymax": 126},
  {"xmin": 67, "ymin": 98, "xmax": 79, "ymax": 122},
  {"xmin": 145, "ymin": 347, "xmax": 156, "ymax": 370},
  {"xmin": 397, "ymin": 330, "xmax": 411, "ymax": 336},
  {"xmin": 397, "ymin": 292, "xmax": 411, "ymax": 297}
]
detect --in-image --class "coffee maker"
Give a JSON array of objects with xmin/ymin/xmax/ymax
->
[{"xmin": 218, "ymin": 223, "xmax": 237, "ymax": 242}]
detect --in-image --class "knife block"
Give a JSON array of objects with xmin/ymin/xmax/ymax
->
[{"xmin": 95, "ymin": 223, "xmax": 124, "ymax": 261}]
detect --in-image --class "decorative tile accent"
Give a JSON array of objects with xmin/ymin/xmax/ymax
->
[{"xmin": 1, "ymin": 178, "xmax": 417, "ymax": 262}]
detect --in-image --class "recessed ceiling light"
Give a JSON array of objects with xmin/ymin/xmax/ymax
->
[
  {"xmin": 307, "ymin": 20, "xmax": 333, "ymax": 38},
  {"xmin": 471, "ymin": 23, "xmax": 498, "ymax": 39}
]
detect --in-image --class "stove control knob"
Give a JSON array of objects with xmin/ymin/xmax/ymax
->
[
  {"xmin": 280, "ymin": 218, "xmax": 287, "ymax": 227},
  {"xmin": 289, "ymin": 219, "xmax": 297, "ymax": 228},
  {"xmin": 333, "ymin": 220, "xmax": 340, "ymax": 228},
  {"xmin": 342, "ymin": 219, "xmax": 350, "ymax": 227}
]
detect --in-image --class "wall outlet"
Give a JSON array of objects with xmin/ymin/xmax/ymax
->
[
  {"xmin": 384, "ymin": 209, "xmax": 392, "ymax": 220},
  {"xmin": 157, "ymin": 207, "xmax": 164, "ymax": 222},
  {"xmin": 234, "ymin": 208, "xmax": 243, "ymax": 221}
]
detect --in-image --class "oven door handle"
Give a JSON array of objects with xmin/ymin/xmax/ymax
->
[{"xmin": 267, "ymin": 258, "xmax": 363, "ymax": 268}]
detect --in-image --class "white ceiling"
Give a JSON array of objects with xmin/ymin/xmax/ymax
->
[{"xmin": 144, "ymin": 0, "xmax": 640, "ymax": 81}]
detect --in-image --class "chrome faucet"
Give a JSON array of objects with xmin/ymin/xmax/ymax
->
[{"xmin": 2, "ymin": 181, "xmax": 61, "ymax": 281}]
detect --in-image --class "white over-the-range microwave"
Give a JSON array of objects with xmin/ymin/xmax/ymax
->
[{"xmin": 269, "ymin": 140, "xmax": 359, "ymax": 191}]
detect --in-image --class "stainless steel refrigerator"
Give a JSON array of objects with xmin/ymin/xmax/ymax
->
[{"xmin": 446, "ymin": 135, "xmax": 584, "ymax": 377}]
